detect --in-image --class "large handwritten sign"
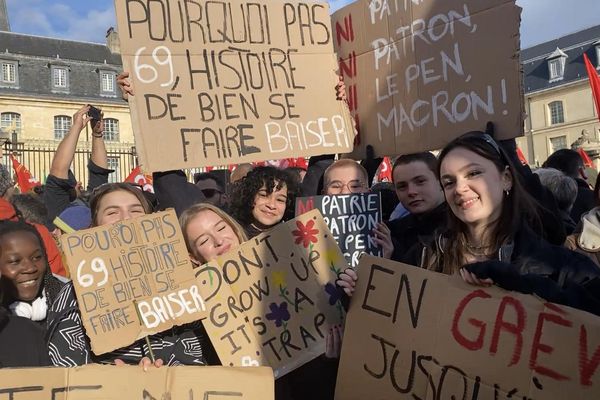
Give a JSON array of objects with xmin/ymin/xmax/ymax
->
[
  {"xmin": 115, "ymin": 0, "xmax": 356, "ymax": 172},
  {"xmin": 335, "ymin": 255, "xmax": 600, "ymax": 399},
  {"xmin": 295, "ymin": 193, "xmax": 382, "ymax": 267},
  {"xmin": 197, "ymin": 209, "xmax": 347, "ymax": 378},
  {"xmin": 0, "ymin": 365, "xmax": 273, "ymax": 399},
  {"xmin": 332, "ymin": 0, "xmax": 523, "ymax": 156},
  {"xmin": 60, "ymin": 210, "xmax": 206, "ymax": 354}
]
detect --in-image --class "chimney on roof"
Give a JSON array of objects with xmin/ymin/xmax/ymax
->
[
  {"xmin": 0, "ymin": 0, "xmax": 10, "ymax": 31},
  {"xmin": 106, "ymin": 27, "xmax": 120, "ymax": 54}
]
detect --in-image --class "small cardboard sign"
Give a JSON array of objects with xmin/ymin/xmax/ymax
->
[
  {"xmin": 335, "ymin": 255, "xmax": 600, "ymax": 399},
  {"xmin": 295, "ymin": 193, "xmax": 382, "ymax": 267},
  {"xmin": 115, "ymin": 0, "xmax": 356, "ymax": 172},
  {"xmin": 0, "ymin": 365, "xmax": 273, "ymax": 399},
  {"xmin": 196, "ymin": 209, "xmax": 348, "ymax": 378},
  {"xmin": 331, "ymin": 0, "xmax": 523, "ymax": 157},
  {"xmin": 60, "ymin": 210, "xmax": 207, "ymax": 355}
]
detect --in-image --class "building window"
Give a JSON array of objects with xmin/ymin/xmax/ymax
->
[
  {"xmin": 107, "ymin": 157, "xmax": 120, "ymax": 183},
  {"xmin": 1, "ymin": 61, "xmax": 17, "ymax": 85},
  {"xmin": 53, "ymin": 115, "xmax": 72, "ymax": 140},
  {"xmin": 546, "ymin": 47, "xmax": 567, "ymax": 82},
  {"xmin": 104, "ymin": 118, "xmax": 119, "ymax": 142},
  {"xmin": 548, "ymin": 101, "xmax": 565, "ymax": 125},
  {"xmin": 0, "ymin": 112, "xmax": 22, "ymax": 138},
  {"xmin": 550, "ymin": 136, "xmax": 568, "ymax": 153},
  {"xmin": 548, "ymin": 59, "xmax": 564, "ymax": 80},
  {"xmin": 100, "ymin": 71, "xmax": 116, "ymax": 95},
  {"xmin": 51, "ymin": 66, "xmax": 69, "ymax": 91}
]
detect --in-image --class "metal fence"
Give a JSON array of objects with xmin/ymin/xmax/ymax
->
[
  {"xmin": 1, "ymin": 140, "xmax": 219, "ymax": 188},
  {"xmin": 3, "ymin": 140, "xmax": 137, "ymax": 187}
]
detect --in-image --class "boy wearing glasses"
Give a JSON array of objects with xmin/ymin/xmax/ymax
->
[{"xmin": 322, "ymin": 159, "xmax": 393, "ymax": 258}]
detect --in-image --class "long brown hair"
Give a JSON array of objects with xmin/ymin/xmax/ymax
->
[
  {"xmin": 89, "ymin": 183, "xmax": 152, "ymax": 226},
  {"xmin": 436, "ymin": 132, "xmax": 539, "ymax": 274}
]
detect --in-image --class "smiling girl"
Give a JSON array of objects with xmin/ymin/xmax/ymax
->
[
  {"xmin": 229, "ymin": 166, "xmax": 299, "ymax": 238},
  {"xmin": 339, "ymin": 132, "xmax": 600, "ymax": 315}
]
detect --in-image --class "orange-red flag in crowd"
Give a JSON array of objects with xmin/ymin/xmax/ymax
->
[
  {"xmin": 584, "ymin": 53, "xmax": 600, "ymax": 123},
  {"xmin": 9, "ymin": 154, "xmax": 40, "ymax": 192},
  {"xmin": 125, "ymin": 165, "xmax": 154, "ymax": 193},
  {"xmin": 377, "ymin": 157, "xmax": 393, "ymax": 182},
  {"xmin": 516, "ymin": 147, "xmax": 528, "ymax": 165},
  {"xmin": 578, "ymin": 148, "xmax": 593, "ymax": 168}
]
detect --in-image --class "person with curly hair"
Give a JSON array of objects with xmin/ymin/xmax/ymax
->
[{"xmin": 229, "ymin": 166, "xmax": 299, "ymax": 238}]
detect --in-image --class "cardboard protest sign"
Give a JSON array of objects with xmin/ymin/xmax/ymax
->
[
  {"xmin": 196, "ymin": 209, "xmax": 348, "ymax": 377},
  {"xmin": 332, "ymin": 0, "xmax": 523, "ymax": 157},
  {"xmin": 295, "ymin": 193, "xmax": 382, "ymax": 267},
  {"xmin": 60, "ymin": 210, "xmax": 207, "ymax": 355},
  {"xmin": 0, "ymin": 365, "xmax": 273, "ymax": 399},
  {"xmin": 115, "ymin": 0, "xmax": 356, "ymax": 172},
  {"xmin": 335, "ymin": 255, "xmax": 600, "ymax": 399}
]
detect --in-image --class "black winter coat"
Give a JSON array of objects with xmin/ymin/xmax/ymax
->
[
  {"xmin": 0, "ymin": 309, "xmax": 50, "ymax": 368},
  {"xmin": 387, "ymin": 202, "xmax": 447, "ymax": 262},
  {"xmin": 403, "ymin": 225, "xmax": 600, "ymax": 315}
]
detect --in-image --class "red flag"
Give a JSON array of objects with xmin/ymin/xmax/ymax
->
[
  {"xmin": 516, "ymin": 147, "xmax": 528, "ymax": 165},
  {"xmin": 125, "ymin": 165, "xmax": 154, "ymax": 193},
  {"xmin": 294, "ymin": 157, "xmax": 308, "ymax": 170},
  {"xmin": 377, "ymin": 157, "xmax": 393, "ymax": 182},
  {"xmin": 584, "ymin": 53, "xmax": 600, "ymax": 123},
  {"xmin": 9, "ymin": 154, "xmax": 40, "ymax": 192},
  {"xmin": 578, "ymin": 148, "xmax": 593, "ymax": 168}
]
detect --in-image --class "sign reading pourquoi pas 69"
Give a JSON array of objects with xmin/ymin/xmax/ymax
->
[
  {"xmin": 60, "ymin": 210, "xmax": 207, "ymax": 355},
  {"xmin": 115, "ymin": 0, "xmax": 356, "ymax": 172},
  {"xmin": 332, "ymin": 0, "xmax": 523, "ymax": 157},
  {"xmin": 335, "ymin": 255, "xmax": 600, "ymax": 400}
]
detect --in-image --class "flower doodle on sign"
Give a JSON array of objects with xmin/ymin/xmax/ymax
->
[
  {"xmin": 292, "ymin": 219, "xmax": 319, "ymax": 248},
  {"xmin": 266, "ymin": 302, "xmax": 291, "ymax": 328},
  {"xmin": 325, "ymin": 283, "xmax": 342, "ymax": 306}
]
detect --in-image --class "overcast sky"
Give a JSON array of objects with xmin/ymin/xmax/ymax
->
[{"xmin": 6, "ymin": 0, "xmax": 600, "ymax": 48}]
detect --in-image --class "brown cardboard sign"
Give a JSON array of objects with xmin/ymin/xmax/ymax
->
[
  {"xmin": 60, "ymin": 210, "xmax": 207, "ymax": 355},
  {"xmin": 0, "ymin": 365, "xmax": 274, "ymax": 399},
  {"xmin": 114, "ymin": 0, "xmax": 356, "ymax": 172},
  {"xmin": 332, "ymin": 0, "xmax": 523, "ymax": 157},
  {"xmin": 335, "ymin": 255, "xmax": 600, "ymax": 400},
  {"xmin": 196, "ymin": 209, "xmax": 348, "ymax": 378}
]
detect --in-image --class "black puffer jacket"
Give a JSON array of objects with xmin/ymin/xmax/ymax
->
[
  {"xmin": 0, "ymin": 308, "xmax": 50, "ymax": 367},
  {"xmin": 403, "ymin": 224, "xmax": 600, "ymax": 315},
  {"xmin": 387, "ymin": 202, "xmax": 447, "ymax": 262}
]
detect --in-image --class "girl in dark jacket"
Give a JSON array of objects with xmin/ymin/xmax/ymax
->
[{"xmin": 339, "ymin": 132, "xmax": 600, "ymax": 316}]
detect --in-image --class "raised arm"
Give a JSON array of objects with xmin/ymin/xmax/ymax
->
[
  {"xmin": 50, "ymin": 105, "xmax": 90, "ymax": 179},
  {"xmin": 87, "ymin": 115, "xmax": 115, "ymax": 192}
]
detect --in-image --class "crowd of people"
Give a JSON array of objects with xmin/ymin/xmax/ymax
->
[{"xmin": 0, "ymin": 73, "xmax": 599, "ymax": 400}]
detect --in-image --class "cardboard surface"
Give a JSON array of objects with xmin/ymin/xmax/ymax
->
[
  {"xmin": 197, "ymin": 209, "xmax": 348, "ymax": 378},
  {"xmin": 60, "ymin": 210, "xmax": 207, "ymax": 355},
  {"xmin": 332, "ymin": 0, "xmax": 523, "ymax": 157},
  {"xmin": 295, "ymin": 193, "xmax": 382, "ymax": 267},
  {"xmin": 114, "ymin": 0, "xmax": 356, "ymax": 172},
  {"xmin": 0, "ymin": 365, "xmax": 273, "ymax": 399},
  {"xmin": 335, "ymin": 255, "xmax": 600, "ymax": 399}
]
